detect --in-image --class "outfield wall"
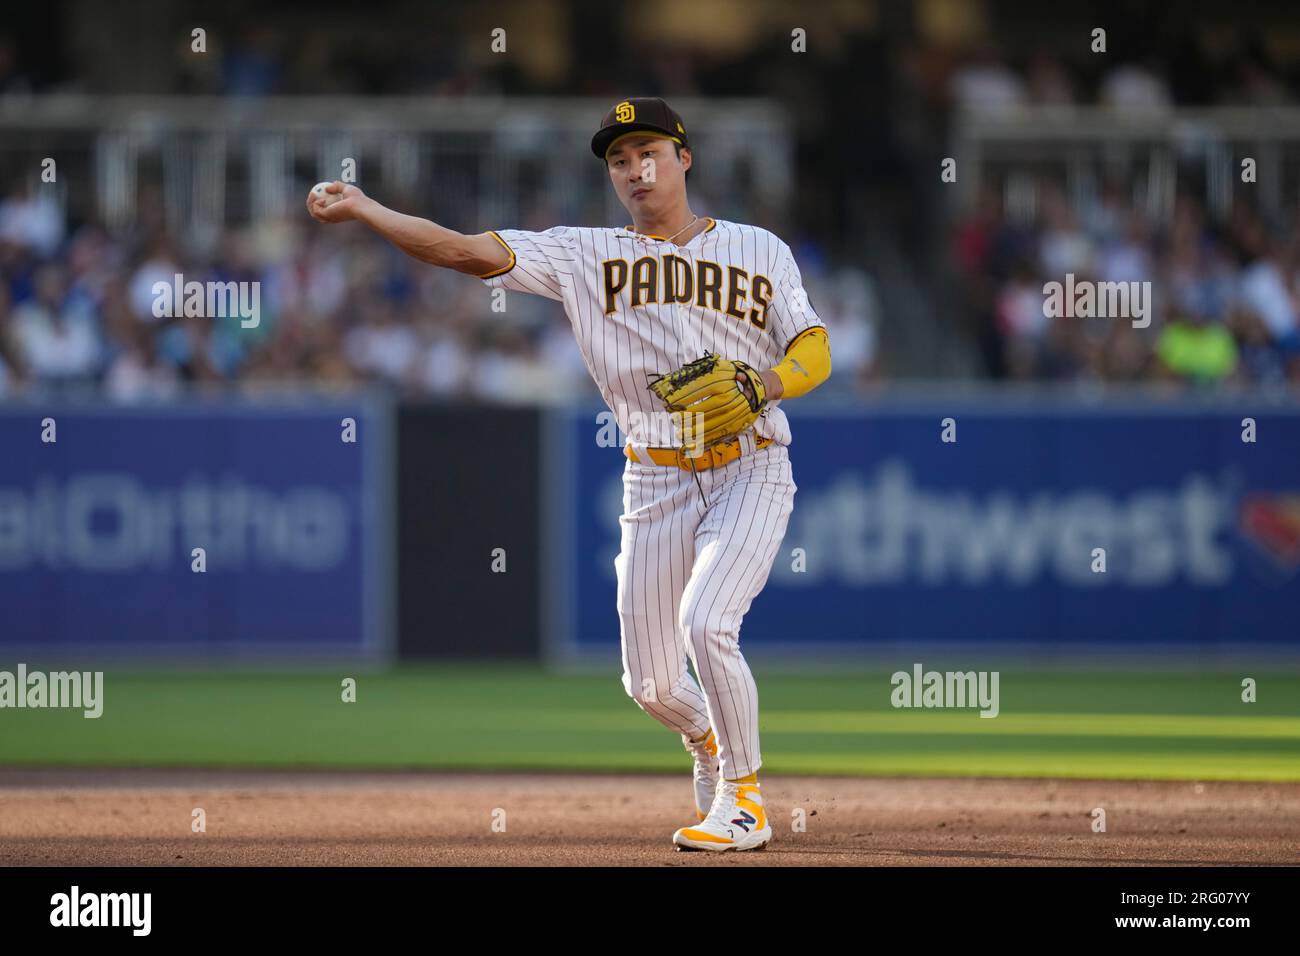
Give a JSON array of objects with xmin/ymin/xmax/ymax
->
[
  {"xmin": 0, "ymin": 398, "xmax": 394, "ymax": 662},
  {"xmin": 1, "ymin": 391, "xmax": 1297, "ymax": 663},
  {"xmin": 548, "ymin": 393, "xmax": 1300, "ymax": 663}
]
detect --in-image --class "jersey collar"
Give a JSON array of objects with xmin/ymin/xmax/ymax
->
[{"xmin": 623, "ymin": 217, "xmax": 716, "ymax": 245}]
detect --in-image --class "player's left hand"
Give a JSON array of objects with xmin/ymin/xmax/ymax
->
[{"xmin": 648, "ymin": 353, "xmax": 768, "ymax": 452}]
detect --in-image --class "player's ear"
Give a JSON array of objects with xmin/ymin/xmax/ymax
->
[{"xmin": 680, "ymin": 147, "xmax": 692, "ymax": 175}]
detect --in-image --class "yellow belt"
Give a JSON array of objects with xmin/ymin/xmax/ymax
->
[{"xmin": 625, "ymin": 435, "xmax": 774, "ymax": 471}]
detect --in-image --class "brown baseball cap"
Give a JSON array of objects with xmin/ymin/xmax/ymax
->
[{"xmin": 591, "ymin": 97, "xmax": 690, "ymax": 160}]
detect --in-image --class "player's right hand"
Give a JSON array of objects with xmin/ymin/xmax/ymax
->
[{"xmin": 306, "ymin": 182, "xmax": 368, "ymax": 224}]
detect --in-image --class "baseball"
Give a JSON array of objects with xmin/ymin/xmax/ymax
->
[{"xmin": 311, "ymin": 182, "xmax": 340, "ymax": 205}]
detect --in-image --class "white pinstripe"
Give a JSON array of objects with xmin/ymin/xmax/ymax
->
[{"xmin": 483, "ymin": 219, "xmax": 815, "ymax": 780}]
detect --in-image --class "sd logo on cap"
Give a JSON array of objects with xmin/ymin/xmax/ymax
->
[{"xmin": 592, "ymin": 97, "xmax": 690, "ymax": 159}]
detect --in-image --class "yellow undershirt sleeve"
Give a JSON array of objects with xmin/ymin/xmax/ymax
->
[{"xmin": 770, "ymin": 326, "xmax": 831, "ymax": 399}]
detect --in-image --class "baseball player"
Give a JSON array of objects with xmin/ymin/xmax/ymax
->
[{"xmin": 307, "ymin": 97, "xmax": 832, "ymax": 851}]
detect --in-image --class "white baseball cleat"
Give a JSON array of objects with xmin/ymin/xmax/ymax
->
[
  {"xmin": 673, "ymin": 779, "xmax": 771, "ymax": 852},
  {"xmin": 683, "ymin": 729, "xmax": 720, "ymax": 821}
]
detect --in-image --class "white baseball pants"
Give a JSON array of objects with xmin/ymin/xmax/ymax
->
[{"xmin": 615, "ymin": 439, "xmax": 796, "ymax": 780}]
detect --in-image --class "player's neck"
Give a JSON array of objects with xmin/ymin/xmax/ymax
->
[{"xmin": 631, "ymin": 205, "xmax": 702, "ymax": 245}]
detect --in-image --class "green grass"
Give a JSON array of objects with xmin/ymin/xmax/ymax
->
[{"xmin": 0, "ymin": 667, "xmax": 1297, "ymax": 781}]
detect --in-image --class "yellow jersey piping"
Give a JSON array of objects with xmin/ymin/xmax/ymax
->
[{"xmin": 477, "ymin": 231, "xmax": 516, "ymax": 279}]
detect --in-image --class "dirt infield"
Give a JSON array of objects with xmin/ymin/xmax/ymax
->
[{"xmin": 0, "ymin": 769, "xmax": 1296, "ymax": 866}]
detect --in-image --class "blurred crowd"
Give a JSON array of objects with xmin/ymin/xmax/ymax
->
[
  {"xmin": 3, "ymin": 3, "xmax": 1300, "ymax": 396},
  {"xmin": 955, "ymin": 184, "xmax": 1300, "ymax": 388},
  {"xmin": 946, "ymin": 38, "xmax": 1296, "ymax": 114},
  {"xmin": 942, "ymin": 23, "xmax": 1300, "ymax": 389},
  {"xmin": 0, "ymin": 184, "xmax": 880, "ymax": 402}
]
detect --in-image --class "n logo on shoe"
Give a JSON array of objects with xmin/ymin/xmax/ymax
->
[{"xmin": 730, "ymin": 810, "xmax": 756, "ymax": 832}]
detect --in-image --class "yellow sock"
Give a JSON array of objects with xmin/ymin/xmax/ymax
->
[{"xmin": 729, "ymin": 772, "xmax": 758, "ymax": 785}]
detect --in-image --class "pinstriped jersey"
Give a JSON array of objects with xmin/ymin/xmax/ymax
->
[{"xmin": 479, "ymin": 218, "xmax": 823, "ymax": 447}]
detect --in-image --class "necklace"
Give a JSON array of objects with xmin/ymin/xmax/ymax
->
[
  {"xmin": 664, "ymin": 215, "xmax": 699, "ymax": 244},
  {"xmin": 639, "ymin": 214, "xmax": 699, "ymax": 245}
]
